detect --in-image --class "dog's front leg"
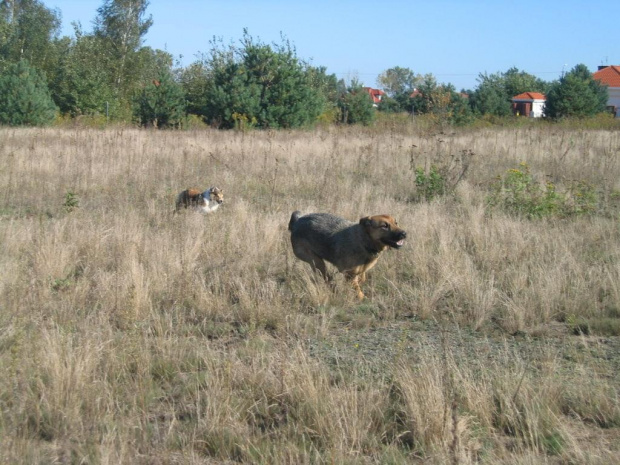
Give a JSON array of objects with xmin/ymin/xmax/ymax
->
[{"xmin": 345, "ymin": 271, "xmax": 365, "ymax": 300}]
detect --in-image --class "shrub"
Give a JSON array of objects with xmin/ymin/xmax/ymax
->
[
  {"xmin": 63, "ymin": 191, "xmax": 79, "ymax": 213},
  {"xmin": 414, "ymin": 165, "xmax": 446, "ymax": 201},
  {"xmin": 488, "ymin": 163, "xmax": 562, "ymax": 217},
  {"xmin": 410, "ymin": 148, "xmax": 473, "ymax": 202},
  {"xmin": 487, "ymin": 163, "xmax": 600, "ymax": 218}
]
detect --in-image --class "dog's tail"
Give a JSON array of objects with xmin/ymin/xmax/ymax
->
[{"xmin": 288, "ymin": 211, "xmax": 302, "ymax": 231}]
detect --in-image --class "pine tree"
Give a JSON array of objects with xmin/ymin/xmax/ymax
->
[
  {"xmin": 134, "ymin": 68, "xmax": 185, "ymax": 128},
  {"xmin": 545, "ymin": 64, "xmax": 608, "ymax": 118},
  {"xmin": 201, "ymin": 30, "xmax": 325, "ymax": 129},
  {"xmin": 0, "ymin": 58, "xmax": 57, "ymax": 125}
]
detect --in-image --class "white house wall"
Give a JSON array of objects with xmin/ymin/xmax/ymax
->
[
  {"xmin": 608, "ymin": 87, "xmax": 620, "ymax": 117},
  {"xmin": 531, "ymin": 100, "xmax": 545, "ymax": 118}
]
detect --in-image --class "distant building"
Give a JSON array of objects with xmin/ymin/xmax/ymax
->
[
  {"xmin": 593, "ymin": 65, "xmax": 620, "ymax": 117},
  {"xmin": 363, "ymin": 87, "xmax": 385, "ymax": 107},
  {"xmin": 511, "ymin": 92, "xmax": 546, "ymax": 118}
]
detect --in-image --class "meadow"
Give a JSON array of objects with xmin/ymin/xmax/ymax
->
[{"xmin": 1, "ymin": 123, "xmax": 620, "ymax": 464}]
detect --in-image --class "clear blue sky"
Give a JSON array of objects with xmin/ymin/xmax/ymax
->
[{"xmin": 44, "ymin": 0, "xmax": 619, "ymax": 91}]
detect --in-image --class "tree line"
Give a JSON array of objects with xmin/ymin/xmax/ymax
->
[{"xmin": 0, "ymin": 0, "xmax": 611, "ymax": 128}]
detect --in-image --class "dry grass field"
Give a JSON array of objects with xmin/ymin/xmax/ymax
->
[{"xmin": 1, "ymin": 124, "xmax": 620, "ymax": 464}]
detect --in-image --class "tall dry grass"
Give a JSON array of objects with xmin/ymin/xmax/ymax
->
[{"xmin": 1, "ymin": 125, "xmax": 619, "ymax": 463}]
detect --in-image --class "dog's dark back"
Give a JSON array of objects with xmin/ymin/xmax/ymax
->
[
  {"xmin": 289, "ymin": 212, "xmax": 365, "ymax": 269},
  {"xmin": 289, "ymin": 212, "xmax": 353, "ymax": 241}
]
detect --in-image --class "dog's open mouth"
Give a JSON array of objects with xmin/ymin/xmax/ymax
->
[{"xmin": 384, "ymin": 238, "xmax": 405, "ymax": 249}]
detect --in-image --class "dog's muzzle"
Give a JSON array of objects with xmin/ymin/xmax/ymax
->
[{"xmin": 384, "ymin": 231, "xmax": 407, "ymax": 249}]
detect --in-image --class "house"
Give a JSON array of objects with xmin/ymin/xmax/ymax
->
[
  {"xmin": 363, "ymin": 87, "xmax": 385, "ymax": 107},
  {"xmin": 593, "ymin": 65, "xmax": 620, "ymax": 117},
  {"xmin": 511, "ymin": 92, "xmax": 546, "ymax": 118}
]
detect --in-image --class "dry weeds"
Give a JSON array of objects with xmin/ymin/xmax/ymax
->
[{"xmin": 1, "ymin": 125, "xmax": 619, "ymax": 464}]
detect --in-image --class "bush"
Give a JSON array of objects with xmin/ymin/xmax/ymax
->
[
  {"xmin": 487, "ymin": 163, "xmax": 600, "ymax": 218},
  {"xmin": 409, "ymin": 148, "xmax": 473, "ymax": 202},
  {"xmin": 414, "ymin": 166, "xmax": 446, "ymax": 201},
  {"xmin": 63, "ymin": 191, "xmax": 79, "ymax": 213}
]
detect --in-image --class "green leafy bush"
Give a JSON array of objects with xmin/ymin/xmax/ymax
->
[
  {"xmin": 414, "ymin": 166, "xmax": 446, "ymax": 201},
  {"xmin": 410, "ymin": 148, "xmax": 473, "ymax": 202},
  {"xmin": 487, "ymin": 163, "xmax": 599, "ymax": 218}
]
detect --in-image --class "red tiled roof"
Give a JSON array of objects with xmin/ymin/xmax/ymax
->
[
  {"xmin": 512, "ymin": 92, "xmax": 546, "ymax": 101},
  {"xmin": 362, "ymin": 87, "xmax": 385, "ymax": 104},
  {"xmin": 593, "ymin": 66, "xmax": 620, "ymax": 88}
]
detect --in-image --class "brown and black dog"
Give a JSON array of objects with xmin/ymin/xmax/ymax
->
[
  {"xmin": 175, "ymin": 187, "xmax": 224, "ymax": 214},
  {"xmin": 288, "ymin": 211, "xmax": 406, "ymax": 299}
]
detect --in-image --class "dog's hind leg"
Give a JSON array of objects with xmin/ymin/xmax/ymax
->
[
  {"xmin": 293, "ymin": 245, "xmax": 330, "ymax": 281},
  {"xmin": 308, "ymin": 255, "xmax": 330, "ymax": 281}
]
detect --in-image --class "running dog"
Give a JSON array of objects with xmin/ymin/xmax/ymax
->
[
  {"xmin": 288, "ymin": 211, "xmax": 406, "ymax": 299},
  {"xmin": 175, "ymin": 186, "xmax": 224, "ymax": 214}
]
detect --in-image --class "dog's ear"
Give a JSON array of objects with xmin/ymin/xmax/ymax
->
[{"xmin": 359, "ymin": 216, "xmax": 373, "ymax": 227}]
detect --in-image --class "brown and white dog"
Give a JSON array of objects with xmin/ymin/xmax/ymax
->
[
  {"xmin": 175, "ymin": 187, "xmax": 224, "ymax": 214},
  {"xmin": 288, "ymin": 211, "xmax": 406, "ymax": 299}
]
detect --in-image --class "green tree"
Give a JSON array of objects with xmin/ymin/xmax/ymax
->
[
  {"xmin": 545, "ymin": 64, "xmax": 608, "ymax": 118},
  {"xmin": 50, "ymin": 23, "xmax": 116, "ymax": 116},
  {"xmin": 468, "ymin": 72, "xmax": 511, "ymax": 116},
  {"xmin": 377, "ymin": 66, "xmax": 421, "ymax": 97},
  {"xmin": 93, "ymin": 0, "xmax": 153, "ymax": 103},
  {"xmin": 0, "ymin": 0, "xmax": 61, "ymax": 71},
  {"xmin": 410, "ymin": 74, "xmax": 472, "ymax": 126},
  {"xmin": 376, "ymin": 66, "xmax": 423, "ymax": 113},
  {"xmin": 503, "ymin": 67, "xmax": 548, "ymax": 99},
  {"xmin": 200, "ymin": 30, "xmax": 326, "ymax": 129},
  {"xmin": 376, "ymin": 94, "xmax": 403, "ymax": 113},
  {"xmin": 134, "ymin": 66, "xmax": 186, "ymax": 128},
  {"xmin": 469, "ymin": 67, "xmax": 547, "ymax": 117},
  {"xmin": 337, "ymin": 78, "xmax": 375, "ymax": 125},
  {"xmin": 0, "ymin": 58, "xmax": 57, "ymax": 125},
  {"xmin": 306, "ymin": 65, "xmax": 339, "ymax": 121},
  {"xmin": 178, "ymin": 59, "xmax": 210, "ymax": 117}
]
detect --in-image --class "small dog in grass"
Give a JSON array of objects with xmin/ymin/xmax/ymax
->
[
  {"xmin": 288, "ymin": 211, "xmax": 406, "ymax": 300},
  {"xmin": 175, "ymin": 187, "xmax": 224, "ymax": 214}
]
